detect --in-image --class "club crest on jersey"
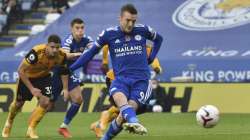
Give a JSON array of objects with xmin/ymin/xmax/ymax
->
[
  {"xmin": 135, "ymin": 35, "xmax": 142, "ymax": 41},
  {"xmin": 125, "ymin": 35, "xmax": 131, "ymax": 41},
  {"xmin": 172, "ymin": 0, "xmax": 250, "ymax": 31}
]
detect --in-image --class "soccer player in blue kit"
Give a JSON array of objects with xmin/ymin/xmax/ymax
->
[
  {"xmin": 50, "ymin": 18, "xmax": 93, "ymax": 138},
  {"xmin": 70, "ymin": 4, "xmax": 163, "ymax": 140}
]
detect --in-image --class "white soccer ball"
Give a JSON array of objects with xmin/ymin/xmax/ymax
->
[
  {"xmin": 152, "ymin": 105, "xmax": 163, "ymax": 113},
  {"xmin": 196, "ymin": 105, "xmax": 219, "ymax": 128}
]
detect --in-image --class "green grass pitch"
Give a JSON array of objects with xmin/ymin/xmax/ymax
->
[{"xmin": 1, "ymin": 113, "xmax": 250, "ymax": 140}]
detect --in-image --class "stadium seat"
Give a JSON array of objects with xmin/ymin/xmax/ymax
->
[
  {"xmin": 0, "ymin": 15, "xmax": 7, "ymax": 26},
  {"xmin": 15, "ymin": 36, "xmax": 29, "ymax": 46},
  {"xmin": 21, "ymin": 0, "xmax": 33, "ymax": 11},
  {"xmin": 30, "ymin": 24, "xmax": 47, "ymax": 35},
  {"xmin": 45, "ymin": 13, "xmax": 61, "ymax": 25},
  {"xmin": 69, "ymin": 0, "xmax": 80, "ymax": 7}
]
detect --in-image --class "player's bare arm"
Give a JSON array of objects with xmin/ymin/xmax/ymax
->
[
  {"xmin": 61, "ymin": 74, "xmax": 69, "ymax": 101},
  {"xmin": 65, "ymin": 52, "xmax": 82, "ymax": 60},
  {"xmin": 17, "ymin": 61, "xmax": 42, "ymax": 97}
]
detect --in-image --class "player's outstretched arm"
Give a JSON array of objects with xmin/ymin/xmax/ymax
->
[
  {"xmin": 69, "ymin": 45, "xmax": 101, "ymax": 71},
  {"xmin": 65, "ymin": 52, "xmax": 82, "ymax": 60},
  {"xmin": 148, "ymin": 33, "xmax": 163, "ymax": 64}
]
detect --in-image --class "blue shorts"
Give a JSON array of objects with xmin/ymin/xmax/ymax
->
[
  {"xmin": 51, "ymin": 68, "xmax": 81, "ymax": 102},
  {"xmin": 109, "ymin": 76, "xmax": 152, "ymax": 107}
]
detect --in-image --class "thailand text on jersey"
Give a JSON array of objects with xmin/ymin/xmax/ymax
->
[{"xmin": 95, "ymin": 24, "xmax": 157, "ymax": 79}]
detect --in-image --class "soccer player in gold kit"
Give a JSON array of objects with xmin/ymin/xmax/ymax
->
[{"xmin": 1, "ymin": 35, "xmax": 80, "ymax": 139}]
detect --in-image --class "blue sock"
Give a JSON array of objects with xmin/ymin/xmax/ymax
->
[
  {"xmin": 120, "ymin": 105, "xmax": 138, "ymax": 123},
  {"xmin": 64, "ymin": 102, "xmax": 80, "ymax": 125},
  {"xmin": 102, "ymin": 120, "xmax": 122, "ymax": 140}
]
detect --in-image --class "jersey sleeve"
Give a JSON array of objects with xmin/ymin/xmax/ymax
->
[
  {"xmin": 144, "ymin": 25, "xmax": 157, "ymax": 41},
  {"xmin": 24, "ymin": 49, "xmax": 38, "ymax": 65},
  {"xmin": 95, "ymin": 29, "xmax": 109, "ymax": 48},
  {"xmin": 86, "ymin": 36, "xmax": 94, "ymax": 49},
  {"xmin": 146, "ymin": 44, "xmax": 161, "ymax": 69},
  {"xmin": 62, "ymin": 34, "xmax": 73, "ymax": 51}
]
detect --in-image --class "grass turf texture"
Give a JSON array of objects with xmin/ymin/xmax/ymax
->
[{"xmin": 0, "ymin": 113, "xmax": 250, "ymax": 140}]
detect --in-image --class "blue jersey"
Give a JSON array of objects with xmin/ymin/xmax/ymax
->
[
  {"xmin": 51, "ymin": 34, "xmax": 93, "ymax": 101},
  {"xmin": 95, "ymin": 24, "xmax": 157, "ymax": 80},
  {"xmin": 62, "ymin": 34, "xmax": 93, "ymax": 66},
  {"xmin": 69, "ymin": 24, "xmax": 162, "ymax": 106}
]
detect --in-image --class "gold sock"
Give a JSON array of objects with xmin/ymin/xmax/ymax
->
[
  {"xmin": 108, "ymin": 106, "xmax": 119, "ymax": 115},
  {"xmin": 6, "ymin": 102, "xmax": 20, "ymax": 124},
  {"xmin": 99, "ymin": 110, "xmax": 110, "ymax": 130},
  {"xmin": 100, "ymin": 106, "xmax": 119, "ymax": 129},
  {"xmin": 108, "ymin": 106, "xmax": 119, "ymax": 121},
  {"xmin": 28, "ymin": 106, "xmax": 46, "ymax": 129}
]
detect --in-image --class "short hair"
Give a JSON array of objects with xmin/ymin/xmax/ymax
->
[
  {"xmin": 48, "ymin": 34, "xmax": 61, "ymax": 44},
  {"xmin": 121, "ymin": 4, "xmax": 138, "ymax": 15},
  {"xmin": 71, "ymin": 18, "xmax": 84, "ymax": 27}
]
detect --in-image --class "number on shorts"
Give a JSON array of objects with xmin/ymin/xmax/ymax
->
[
  {"xmin": 139, "ymin": 91, "xmax": 146, "ymax": 104},
  {"xmin": 45, "ymin": 86, "xmax": 52, "ymax": 95},
  {"xmin": 71, "ymin": 75, "xmax": 81, "ymax": 83}
]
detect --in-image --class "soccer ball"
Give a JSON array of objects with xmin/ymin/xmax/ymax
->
[
  {"xmin": 196, "ymin": 105, "xmax": 219, "ymax": 128},
  {"xmin": 152, "ymin": 105, "xmax": 163, "ymax": 112}
]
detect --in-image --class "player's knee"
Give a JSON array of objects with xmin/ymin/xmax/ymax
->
[
  {"xmin": 70, "ymin": 93, "xmax": 82, "ymax": 104},
  {"xmin": 70, "ymin": 86, "xmax": 83, "ymax": 103},
  {"xmin": 76, "ymin": 96, "xmax": 83, "ymax": 104},
  {"xmin": 70, "ymin": 91, "xmax": 83, "ymax": 104},
  {"xmin": 39, "ymin": 96, "xmax": 50, "ymax": 108},
  {"xmin": 15, "ymin": 101, "xmax": 25, "ymax": 109},
  {"xmin": 46, "ymin": 101, "xmax": 55, "ymax": 112}
]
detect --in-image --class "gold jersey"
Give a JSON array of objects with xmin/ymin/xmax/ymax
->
[{"xmin": 22, "ymin": 44, "xmax": 66, "ymax": 78}]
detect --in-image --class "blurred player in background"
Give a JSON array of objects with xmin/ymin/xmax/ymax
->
[
  {"xmin": 90, "ymin": 44, "xmax": 163, "ymax": 138},
  {"xmin": 1, "ymin": 35, "xmax": 80, "ymax": 139},
  {"xmin": 69, "ymin": 3, "xmax": 163, "ymax": 140},
  {"xmin": 49, "ymin": 18, "xmax": 93, "ymax": 138}
]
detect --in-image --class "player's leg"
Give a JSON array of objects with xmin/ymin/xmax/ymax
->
[
  {"xmin": 26, "ymin": 76, "xmax": 52, "ymax": 139},
  {"xmin": 2, "ymin": 79, "xmax": 31, "ymax": 138},
  {"xmin": 122, "ymin": 100, "xmax": 147, "ymax": 135},
  {"xmin": 102, "ymin": 98, "xmax": 144, "ymax": 140},
  {"xmin": 46, "ymin": 70, "xmax": 62, "ymax": 112},
  {"xmin": 58, "ymin": 75, "xmax": 82, "ymax": 138},
  {"xmin": 123, "ymin": 79, "xmax": 152, "ymax": 135},
  {"xmin": 101, "ymin": 111, "xmax": 124, "ymax": 140},
  {"xmin": 2, "ymin": 100, "xmax": 25, "ymax": 138},
  {"xmin": 100, "ymin": 77, "xmax": 120, "ymax": 130},
  {"xmin": 91, "ymin": 76, "xmax": 119, "ymax": 138},
  {"xmin": 100, "ymin": 106, "xmax": 119, "ymax": 129},
  {"xmin": 99, "ymin": 95, "xmax": 120, "ymax": 130},
  {"xmin": 90, "ymin": 106, "xmax": 119, "ymax": 138},
  {"xmin": 27, "ymin": 95, "xmax": 50, "ymax": 139},
  {"xmin": 102, "ymin": 77, "xmax": 138, "ymax": 140},
  {"xmin": 61, "ymin": 86, "xmax": 82, "ymax": 127}
]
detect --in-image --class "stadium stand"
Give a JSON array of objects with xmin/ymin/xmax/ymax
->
[{"xmin": 0, "ymin": 0, "xmax": 76, "ymax": 48}]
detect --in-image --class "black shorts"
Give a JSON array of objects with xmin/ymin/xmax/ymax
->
[{"xmin": 16, "ymin": 75, "xmax": 52, "ymax": 101}]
